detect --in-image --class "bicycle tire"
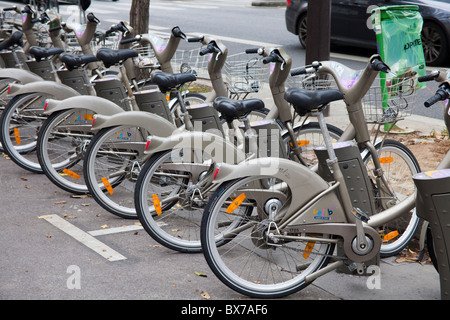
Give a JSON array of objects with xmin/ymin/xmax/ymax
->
[
  {"xmin": 84, "ymin": 125, "xmax": 150, "ymax": 219},
  {"xmin": 200, "ymin": 175, "xmax": 335, "ymax": 298},
  {"xmin": 134, "ymin": 149, "xmax": 202, "ymax": 252},
  {"xmin": 37, "ymin": 108, "xmax": 96, "ymax": 194},
  {"xmin": 363, "ymin": 139, "xmax": 421, "ymax": 257},
  {"xmin": 0, "ymin": 92, "xmax": 53, "ymax": 173}
]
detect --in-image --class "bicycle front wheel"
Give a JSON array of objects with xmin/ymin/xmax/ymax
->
[
  {"xmin": 0, "ymin": 92, "xmax": 53, "ymax": 173},
  {"xmin": 84, "ymin": 125, "xmax": 149, "ymax": 219},
  {"xmin": 134, "ymin": 149, "xmax": 209, "ymax": 253},
  {"xmin": 200, "ymin": 175, "xmax": 335, "ymax": 299},
  {"xmin": 37, "ymin": 108, "xmax": 96, "ymax": 194},
  {"xmin": 364, "ymin": 139, "xmax": 421, "ymax": 257}
]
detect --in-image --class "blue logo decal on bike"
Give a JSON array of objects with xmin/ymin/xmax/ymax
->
[{"xmin": 313, "ymin": 206, "xmax": 334, "ymax": 220}]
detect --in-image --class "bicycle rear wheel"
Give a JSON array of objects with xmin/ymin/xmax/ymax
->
[
  {"xmin": 200, "ymin": 175, "xmax": 335, "ymax": 298},
  {"xmin": 364, "ymin": 139, "xmax": 421, "ymax": 257}
]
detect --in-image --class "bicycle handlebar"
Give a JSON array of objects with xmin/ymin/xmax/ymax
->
[
  {"xmin": 87, "ymin": 13, "xmax": 100, "ymax": 24},
  {"xmin": 105, "ymin": 22, "xmax": 128, "ymax": 35},
  {"xmin": 290, "ymin": 61, "xmax": 321, "ymax": 76},
  {"xmin": 171, "ymin": 26, "xmax": 186, "ymax": 39},
  {"xmin": 49, "ymin": 26, "xmax": 62, "ymax": 33},
  {"xmin": 187, "ymin": 36, "xmax": 204, "ymax": 43},
  {"xmin": 370, "ymin": 58, "xmax": 390, "ymax": 74},
  {"xmin": 2, "ymin": 7, "xmax": 19, "ymax": 12},
  {"xmin": 418, "ymin": 70, "xmax": 440, "ymax": 83},
  {"xmin": 199, "ymin": 42, "xmax": 220, "ymax": 56},
  {"xmin": 262, "ymin": 50, "xmax": 284, "ymax": 64},
  {"xmin": 245, "ymin": 48, "xmax": 260, "ymax": 54},
  {"xmin": 424, "ymin": 85, "xmax": 450, "ymax": 108},
  {"xmin": 21, "ymin": 5, "xmax": 33, "ymax": 14},
  {"xmin": 119, "ymin": 35, "xmax": 142, "ymax": 45}
]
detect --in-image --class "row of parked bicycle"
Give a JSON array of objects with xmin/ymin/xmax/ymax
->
[{"xmin": 1, "ymin": 4, "xmax": 449, "ymax": 299}]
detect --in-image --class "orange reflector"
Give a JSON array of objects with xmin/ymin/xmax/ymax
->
[
  {"xmin": 84, "ymin": 114, "xmax": 94, "ymax": 121},
  {"xmin": 152, "ymin": 194, "xmax": 162, "ymax": 215},
  {"xmin": 101, "ymin": 177, "xmax": 114, "ymax": 195},
  {"xmin": 303, "ymin": 240, "xmax": 316, "ymax": 259},
  {"xmin": 383, "ymin": 230, "xmax": 399, "ymax": 242},
  {"xmin": 289, "ymin": 140, "xmax": 310, "ymax": 148},
  {"xmin": 226, "ymin": 193, "xmax": 246, "ymax": 214},
  {"xmin": 13, "ymin": 128, "xmax": 20, "ymax": 145},
  {"xmin": 62, "ymin": 169, "xmax": 80, "ymax": 180},
  {"xmin": 379, "ymin": 157, "xmax": 393, "ymax": 164},
  {"xmin": 297, "ymin": 140, "xmax": 310, "ymax": 147}
]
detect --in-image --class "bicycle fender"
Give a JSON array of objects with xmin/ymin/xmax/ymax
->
[
  {"xmin": 91, "ymin": 111, "xmax": 176, "ymax": 137},
  {"xmin": 144, "ymin": 131, "xmax": 246, "ymax": 164},
  {"xmin": 7, "ymin": 81, "xmax": 80, "ymax": 100},
  {"xmin": 43, "ymin": 96, "xmax": 125, "ymax": 116},
  {"xmin": 0, "ymin": 68, "xmax": 43, "ymax": 84},
  {"xmin": 212, "ymin": 157, "xmax": 334, "ymax": 217}
]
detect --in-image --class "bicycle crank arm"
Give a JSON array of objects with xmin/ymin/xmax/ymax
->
[{"xmin": 284, "ymin": 222, "xmax": 381, "ymax": 263}]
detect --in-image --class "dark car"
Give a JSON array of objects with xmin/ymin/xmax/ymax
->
[{"xmin": 285, "ymin": 0, "xmax": 450, "ymax": 66}]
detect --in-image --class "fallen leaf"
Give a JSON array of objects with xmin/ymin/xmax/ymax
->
[
  {"xmin": 46, "ymin": 234, "xmax": 52, "ymax": 238},
  {"xmin": 100, "ymin": 224, "xmax": 108, "ymax": 229},
  {"xmin": 194, "ymin": 271, "xmax": 207, "ymax": 277},
  {"xmin": 20, "ymin": 177, "xmax": 28, "ymax": 181},
  {"xmin": 63, "ymin": 214, "xmax": 76, "ymax": 219},
  {"xmin": 71, "ymin": 194, "xmax": 88, "ymax": 199},
  {"xmin": 24, "ymin": 185, "xmax": 30, "ymax": 189},
  {"xmin": 200, "ymin": 291, "xmax": 210, "ymax": 299},
  {"xmin": 55, "ymin": 201, "xmax": 67, "ymax": 205}
]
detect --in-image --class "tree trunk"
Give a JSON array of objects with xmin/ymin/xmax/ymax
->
[{"xmin": 130, "ymin": 0, "xmax": 150, "ymax": 35}]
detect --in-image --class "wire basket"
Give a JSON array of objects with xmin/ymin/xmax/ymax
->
[
  {"xmin": 172, "ymin": 47, "xmax": 208, "ymax": 76},
  {"xmin": 224, "ymin": 52, "xmax": 269, "ymax": 96},
  {"xmin": 286, "ymin": 73, "xmax": 338, "ymax": 91},
  {"xmin": 362, "ymin": 75, "xmax": 418, "ymax": 124},
  {"xmin": 130, "ymin": 41, "xmax": 158, "ymax": 69},
  {"xmin": 92, "ymin": 32, "xmax": 120, "ymax": 52},
  {"xmin": 1, "ymin": 11, "xmax": 22, "ymax": 29}
]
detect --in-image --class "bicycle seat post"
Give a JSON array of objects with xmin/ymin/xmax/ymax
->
[
  {"xmin": 118, "ymin": 63, "xmax": 139, "ymax": 111},
  {"xmin": 241, "ymin": 116, "xmax": 258, "ymax": 158}
]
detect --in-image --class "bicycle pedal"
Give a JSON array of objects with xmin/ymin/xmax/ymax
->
[{"xmin": 353, "ymin": 207, "xmax": 370, "ymax": 223}]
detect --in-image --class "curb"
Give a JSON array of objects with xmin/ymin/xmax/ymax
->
[{"xmin": 251, "ymin": 1, "xmax": 286, "ymax": 7}]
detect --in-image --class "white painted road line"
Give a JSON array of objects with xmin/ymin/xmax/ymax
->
[
  {"xmin": 39, "ymin": 214, "xmax": 127, "ymax": 262},
  {"xmin": 88, "ymin": 224, "xmax": 143, "ymax": 237}
]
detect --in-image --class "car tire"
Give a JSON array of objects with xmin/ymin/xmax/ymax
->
[
  {"xmin": 297, "ymin": 14, "xmax": 308, "ymax": 49},
  {"xmin": 422, "ymin": 21, "xmax": 449, "ymax": 66}
]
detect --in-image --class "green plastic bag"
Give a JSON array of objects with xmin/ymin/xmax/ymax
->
[{"xmin": 371, "ymin": 5, "xmax": 426, "ymax": 129}]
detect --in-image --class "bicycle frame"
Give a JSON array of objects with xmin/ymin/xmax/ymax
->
[{"xmin": 203, "ymin": 55, "xmax": 424, "ymax": 275}]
